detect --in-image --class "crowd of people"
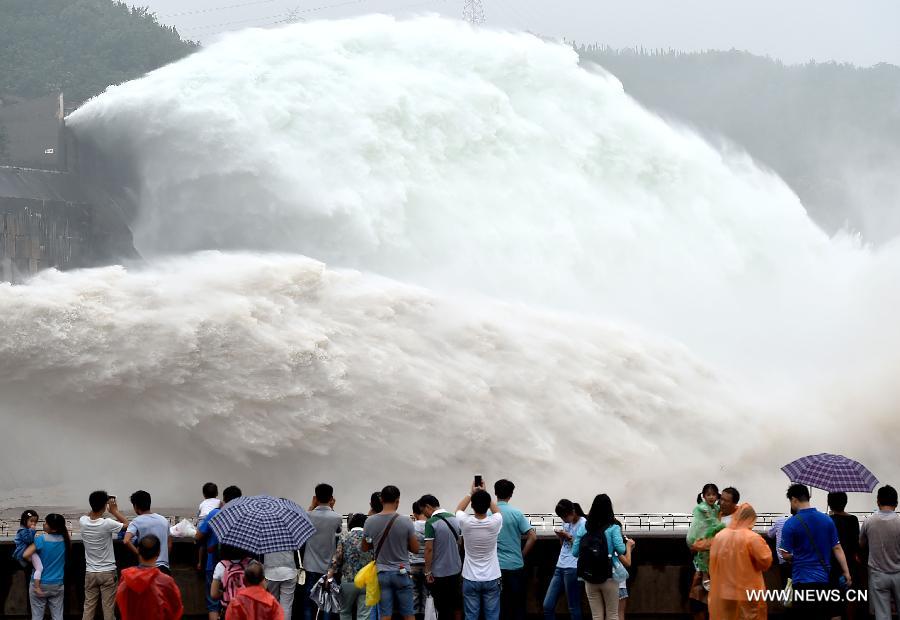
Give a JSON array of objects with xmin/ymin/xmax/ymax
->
[
  {"xmin": 7, "ymin": 479, "xmax": 633, "ymax": 620},
  {"xmin": 7, "ymin": 479, "xmax": 900, "ymax": 620},
  {"xmin": 685, "ymin": 482, "xmax": 900, "ymax": 620}
]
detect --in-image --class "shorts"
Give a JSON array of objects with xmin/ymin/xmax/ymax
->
[
  {"xmin": 377, "ymin": 569, "xmax": 415, "ymax": 617},
  {"xmin": 618, "ymin": 587, "xmax": 628, "ymax": 600},
  {"xmin": 205, "ymin": 570, "xmax": 222, "ymax": 612}
]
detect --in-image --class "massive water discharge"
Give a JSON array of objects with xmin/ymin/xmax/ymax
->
[{"xmin": 2, "ymin": 15, "xmax": 899, "ymax": 512}]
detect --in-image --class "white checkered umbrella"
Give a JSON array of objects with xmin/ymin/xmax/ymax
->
[{"xmin": 209, "ymin": 495, "xmax": 317, "ymax": 554}]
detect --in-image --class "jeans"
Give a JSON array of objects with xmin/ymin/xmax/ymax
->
[
  {"xmin": 340, "ymin": 580, "xmax": 371, "ymax": 620},
  {"xmin": 205, "ymin": 570, "xmax": 222, "ymax": 613},
  {"xmin": 269, "ymin": 578, "xmax": 297, "ymax": 619},
  {"xmin": 30, "ymin": 582, "xmax": 64, "ymax": 620},
  {"xmin": 869, "ymin": 570, "xmax": 900, "ymax": 620},
  {"xmin": 378, "ymin": 570, "xmax": 415, "ymax": 617},
  {"xmin": 304, "ymin": 572, "xmax": 334, "ymax": 620},
  {"xmin": 83, "ymin": 571, "xmax": 117, "ymax": 620},
  {"xmin": 543, "ymin": 567, "xmax": 582, "ymax": 620},
  {"xmin": 462, "ymin": 578, "xmax": 501, "ymax": 620},
  {"xmin": 410, "ymin": 564, "xmax": 427, "ymax": 618},
  {"xmin": 500, "ymin": 569, "xmax": 527, "ymax": 620}
]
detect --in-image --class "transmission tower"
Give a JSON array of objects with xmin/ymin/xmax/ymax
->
[
  {"xmin": 284, "ymin": 6, "xmax": 305, "ymax": 24},
  {"xmin": 462, "ymin": 0, "xmax": 485, "ymax": 24}
]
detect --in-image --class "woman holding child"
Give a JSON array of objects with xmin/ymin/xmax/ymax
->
[{"xmin": 23, "ymin": 513, "xmax": 70, "ymax": 620}]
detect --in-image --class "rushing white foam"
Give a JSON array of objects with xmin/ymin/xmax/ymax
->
[
  {"xmin": 0, "ymin": 253, "xmax": 763, "ymax": 508},
  {"xmin": 4, "ymin": 16, "xmax": 897, "ymax": 509},
  {"xmin": 67, "ymin": 16, "xmax": 884, "ymax": 378}
]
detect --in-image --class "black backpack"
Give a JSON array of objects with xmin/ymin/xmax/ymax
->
[{"xmin": 576, "ymin": 527, "xmax": 612, "ymax": 583}]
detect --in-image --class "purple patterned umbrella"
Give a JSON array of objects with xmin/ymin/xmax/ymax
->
[{"xmin": 781, "ymin": 453, "xmax": 879, "ymax": 493}]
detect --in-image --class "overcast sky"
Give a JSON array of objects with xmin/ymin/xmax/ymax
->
[{"xmin": 142, "ymin": 0, "xmax": 900, "ymax": 67}]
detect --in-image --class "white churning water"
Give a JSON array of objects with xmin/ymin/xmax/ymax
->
[{"xmin": 2, "ymin": 16, "xmax": 898, "ymax": 511}]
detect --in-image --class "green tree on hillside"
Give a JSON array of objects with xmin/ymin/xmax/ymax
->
[
  {"xmin": 576, "ymin": 46, "xmax": 900, "ymax": 240},
  {"xmin": 0, "ymin": 125, "xmax": 8, "ymax": 161},
  {"xmin": 0, "ymin": 0, "xmax": 199, "ymax": 103}
]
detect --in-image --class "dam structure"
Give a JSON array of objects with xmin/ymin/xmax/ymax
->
[{"xmin": 0, "ymin": 93, "xmax": 136, "ymax": 281}]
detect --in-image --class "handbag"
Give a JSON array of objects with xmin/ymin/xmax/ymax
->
[
  {"xmin": 612, "ymin": 559, "xmax": 629, "ymax": 583},
  {"xmin": 296, "ymin": 550, "xmax": 306, "ymax": 585},
  {"xmin": 783, "ymin": 577, "xmax": 794, "ymax": 608},
  {"xmin": 424, "ymin": 595, "xmax": 437, "ymax": 620},
  {"xmin": 355, "ymin": 562, "xmax": 380, "ymax": 606},
  {"xmin": 310, "ymin": 574, "xmax": 343, "ymax": 614}
]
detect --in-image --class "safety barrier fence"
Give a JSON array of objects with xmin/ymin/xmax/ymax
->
[{"xmin": 0, "ymin": 512, "xmax": 877, "ymax": 538}]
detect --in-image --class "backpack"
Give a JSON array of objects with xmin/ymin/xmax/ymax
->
[
  {"xmin": 576, "ymin": 527, "xmax": 613, "ymax": 584},
  {"xmin": 221, "ymin": 558, "xmax": 251, "ymax": 606}
]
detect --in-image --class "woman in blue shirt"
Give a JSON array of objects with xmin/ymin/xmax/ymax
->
[
  {"xmin": 543, "ymin": 499, "xmax": 586, "ymax": 620},
  {"xmin": 23, "ymin": 513, "xmax": 70, "ymax": 620},
  {"xmin": 572, "ymin": 495, "xmax": 627, "ymax": 620}
]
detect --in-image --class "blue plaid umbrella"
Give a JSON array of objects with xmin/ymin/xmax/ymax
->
[
  {"xmin": 209, "ymin": 495, "xmax": 317, "ymax": 554},
  {"xmin": 781, "ymin": 453, "xmax": 879, "ymax": 493}
]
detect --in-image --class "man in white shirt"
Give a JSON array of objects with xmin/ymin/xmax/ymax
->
[
  {"xmin": 719, "ymin": 487, "xmax": 740, "ymax": 526},
  {"xmin": 455, "ymin": 481, "xmax": 503, "ymax": 620},
  {"xmin": 80, "ymin": 490, "xmax": 128, "ymax": 620}
]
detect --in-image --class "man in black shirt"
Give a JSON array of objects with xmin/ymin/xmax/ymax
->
[{"xmin": 828, "ymin": 492, "xmax": 860, "ymax": 619}]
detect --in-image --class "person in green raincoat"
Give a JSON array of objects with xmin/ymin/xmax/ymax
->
[{"xmin": 686, "ymin": 484, "xmax": 723, "ymax": 620}]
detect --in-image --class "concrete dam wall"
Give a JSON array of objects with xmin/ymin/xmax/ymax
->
[
  {"xmin": 0, "ymin": 165, "xmax": 137, "ymax": 281},
  {"xmin": 0, "ymin": 94, "xmax": 139, "ymax": 281},
  {"xmin": 0, "ymin": 167, "xmax": 94, "ymax": 279}
]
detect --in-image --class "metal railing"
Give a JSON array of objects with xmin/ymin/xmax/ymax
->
[
  {"xmin": 1, "ymin": 511, "xmax": 880, "ymax": 538},
  {"xmin": 0, "ymin": 515, "xmax": 186, "ymax": 538}
]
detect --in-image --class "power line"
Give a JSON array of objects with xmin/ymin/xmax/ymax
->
[
  {"xmin": 491, "ymin": 0, "xmax": 540, "ymax": 27},
  {"xmin": 179, "ymin": 11, "xmax": 295, "ymax": 33},
  {"xmin": 160, "ymin": 0, "xmax": 278, "ymax": 18},
  {"xmin": 289, "ymin": 0, "xmax": 444, "ymax": 17},
  {"xmin": 192, "ymin": 18, "xmax": 296, "ymax": 37},
  {"xmin": 389, "ymin": 0, "xmax": 447, "ymax": 12},
  {"xmin": 181, "ymin": 0, "xmax": 447, "ymax": 38},
  {"xmin": 180, "ymin": 0, "xmax": 371, "ymax": 35},
  {"xmin": 292, "ymin": 0, "xmax": 369, "ymax": 15}
]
